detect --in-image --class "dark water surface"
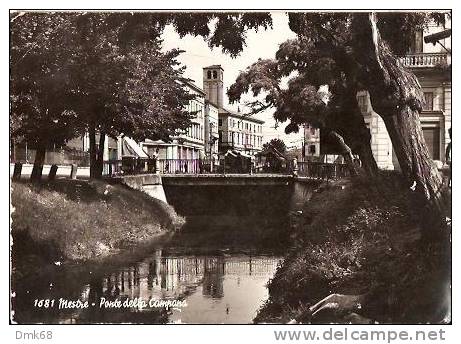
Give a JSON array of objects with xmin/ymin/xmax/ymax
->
[{"xmin": 12, "ymin": 214, "xmax": 286, "ymax": 324}]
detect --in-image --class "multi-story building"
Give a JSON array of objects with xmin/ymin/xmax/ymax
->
[
  {"xmin": 217, "ymin": 110, "xmax": 264, "ymax": 156},
  {"xmin": 202, "ymin": 64, "xmax": 264, "ymax": 156},
  {"xmin": 359, "ymin": 17, "xmax": 451, "ymax": 170},
  {"xmin": 204, "ymin": 100, "xmax": 219, "ymax": 158},
  {"xmin": 141, "ymin": 80, "xmax": 206, "ymax": 162},
  {"xmin": 303, "ymin": 123, "xmax": 320, "ymax": 160}
]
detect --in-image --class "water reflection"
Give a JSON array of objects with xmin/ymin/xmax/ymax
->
[{"xmin": 73, "ymin": 250, "xmax": 281, "ymax": 323}]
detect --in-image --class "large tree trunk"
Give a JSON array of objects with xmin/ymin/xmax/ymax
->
[
  {"xmin": 95, "ymin": 131, "xmax": 106, "ymax": 178},
  {"xmin": 89, "ymin": 123, "xmax": 97, "ymax": 179},
  {"xmin": 326, "ymin": 88, "xmax": 379, "ymax": 177},
  {"xmin": 30, "ymin": 144, "xmax": 46, "ymax": 182},
  {"xmin": 342, "ymin": 89, "xmax": 379, "ymax": 177},
  {"xmin": 382, "ymin": 107, "xmax": 445, "ymax": 220},
  {"xmin": 328, "ymin": 130, "xmax": 359, "ymax": 176},
  {"xmin": 351, "ymin": 13, "xmax": 447, "ymax": 228},
  {"xmin": 88, "ymin": 124, "xmax": 106, "ymax": 179}
]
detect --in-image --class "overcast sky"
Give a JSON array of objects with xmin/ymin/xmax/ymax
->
[{"xmin": 161, "ymin": 11, "xmax": 304, "ymax": 147}]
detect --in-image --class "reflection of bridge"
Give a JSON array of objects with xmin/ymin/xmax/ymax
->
[{"xmin": 81, "ymin": 252, "xmax": 282, "ymax": 304}]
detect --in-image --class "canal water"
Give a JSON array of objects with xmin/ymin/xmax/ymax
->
[
  {"xmin": 80, "ymin": 250, "xmax": 282, "ymax": 324},
  {"xmin": 12, "ymin": 217, "xmax": 286, "ymax": 324},
  {"xmin": 12, "ymin": 184, "xmax": 300, "ymax": 324}
]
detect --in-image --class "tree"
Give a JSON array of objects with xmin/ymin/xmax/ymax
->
[
  {"xmin": 10, "ymin": 13, "xmax": 81, "ymax": 181},
  {"xmin": 262, "ymin": 138, "xmax": 287, "ymax": 155},
  {"xmin": 289, "ymin": 12, "xmax": 449, "ymax": 230},
  {"xmin": 350, "ymin": 13, "xmax": 447, "ymax": 224},
  {"xmin": 72, "ymin": 12, "xmax": 272, "ymax": 178},
  {"xmin": 228, "ymin": 11, "xmax": 450, "ymax": 227},
  {"xmin": 62, "ymin": 13, "xmax": 201, "ymax": 178},
  {"xmin": 10, "ymin": 12, "xmax": 273, "ymax": 179},
  {"xmin": 227, "ymin": 42, "xmax": 377, "ymax": 176}
]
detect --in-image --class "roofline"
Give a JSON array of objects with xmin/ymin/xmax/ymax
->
[
  {"xmin": 205, "ymin": 100, "xmax": 219, "ymax": 108},
  {"xmin": 203, "ymin": 65, "xmax": 224, "ymax": 71},
  {"xmin": 218, "ymin": 109, "xmax": 265, "ymax": 124},
  {"xmin": 180, "ymin": 79, "xmax": 206, "ymax": 95}
]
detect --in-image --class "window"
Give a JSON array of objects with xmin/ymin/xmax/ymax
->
[
  {"xmin": 310, "ymin": 127, "xmax": 316, "ymax": 135},
  {"xmin": 219, "ymin": 119, "xmax": 223, "ymax": 126},
  {"xmin": 423, "ymin": 92, "xmax": 434, "ymax": 111},
  {"xmin": 309, "ymin": 145, "xmax": 316, "ymax": 154},
  {"xmin": 245, "ymin": 123, "xmax": 248, "ymax": 130},
  {"xmin": 207, "ymin": 71, "xmax": 212, "ymax": 79},
  {"xmin": 213, "ymin": 70, "xmax": 217, "ymax": 79}
]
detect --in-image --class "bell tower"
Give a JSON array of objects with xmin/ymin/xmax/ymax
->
[{"xmin": 203, "ymin": 65, "xmax": 224, "ymax": 109}]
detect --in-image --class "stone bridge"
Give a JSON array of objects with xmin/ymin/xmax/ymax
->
[
  {"xmin": 161, "ymin": 173, "xmax": 293, "ymax": 186},
  {"xmin": 115, "ymin": 173, "xmax": 323, "ymax": 216}
]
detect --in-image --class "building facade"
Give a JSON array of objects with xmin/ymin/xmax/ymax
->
[
  {"xmin": 359, "ymin": 18, "xmax": 451, "ymax": 170},
  {"xmin": 217, "ymin": 111, "xmax": 264, "ymax": 155},
  {"xmin": 204, "ymin": 100, "xmax": 219, "ymax": 158},
  {"xmin": 141, "ymin": 80, "xmax": 206, "ymax": 162},
  {"xmin": 303, "ymin": 123, "xmax": 321, "ymax": 160},
  {"xmin": 202, "ymin": 64, "xmax": 264, "ymax": 156}
]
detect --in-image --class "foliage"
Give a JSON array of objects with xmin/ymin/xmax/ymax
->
[
  {"xmin": 255, "ymin": 176, "xmax": 450, "ymax": 323},
  {"xmin": 10, "ymin": 13, "xmax": 81, "ymax": 149},
  {"xmin": 10, "ymin": 11, "xmax": 273, "ymax": 176},
  {"xmin": 229, "ymin": 11, "xmax": 448, "ymax": 134},
  {"xmin": 262, "ymin": 138, "xmax": 287, "ymax": 154}
]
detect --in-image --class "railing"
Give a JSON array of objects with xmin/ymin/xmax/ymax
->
[
  {"xmin": 399, "ymin": 53, "xmax": 448, "ymax": 68},
  {"xmin": 159, "ymin": 159, "xmax": 202, "ymax": 174},
  {"xmin": 102, "ymin": 158, "xmax": 349, "ymax": 179},
  {"xmin": 103, "ymin": 159, "xmax": 123, "ymax": 176},
  {"xmin": 103, "ymin": 158, "xmax": 156, "ymax": 176},
  {"xmin": 103, "ymin": 158, "xmax": 211, "ymax": 175},
  {"xmin": 297, "ymin": 161, "xmax": 349, "ymax": 180}
]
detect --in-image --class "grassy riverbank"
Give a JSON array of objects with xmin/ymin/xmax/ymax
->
[
  {"xmin": 255, "ymin": 174, "xmax": 451, "ymax": 324},
  {"xmin": 11, "ymin": 179, "xmax": 186, "ymax": 324},
  {"xmin": 11, "ymin": 179, "xmax": 184, "ymax": 266}
]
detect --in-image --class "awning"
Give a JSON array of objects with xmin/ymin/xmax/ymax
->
[
  {"xmin": 121, "ymin": 137, "xmax": 149, "ymax": 158},
  {"xmin": 225, "ymin": 150, "xmax": 238, "ymax": 157},
  {"xmin": 239, "ymin": 152, "xmax": 253, "ymax": 159}
]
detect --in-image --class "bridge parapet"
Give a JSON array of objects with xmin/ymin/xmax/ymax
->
[
  {"xmin": 117, "ymin": 174, "xmax": 167, "ymax": 203},
  {"xmin": 161, "ymin": 173, "xmax": 294, "ymax": 186}
]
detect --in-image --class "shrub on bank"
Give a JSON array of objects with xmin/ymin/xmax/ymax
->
[{"xmin": 255, "ymin": 174, "xmax": 451, "ymax": 324}]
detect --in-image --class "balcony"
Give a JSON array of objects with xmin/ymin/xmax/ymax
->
[{"xmin": 399, "ymin": 53, "xmax": 449, "ymax": 69}]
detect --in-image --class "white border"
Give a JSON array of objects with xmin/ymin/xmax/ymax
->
[{"xmin": 3, "ymin": 1, "xmax": 458, "ymax": 343}]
